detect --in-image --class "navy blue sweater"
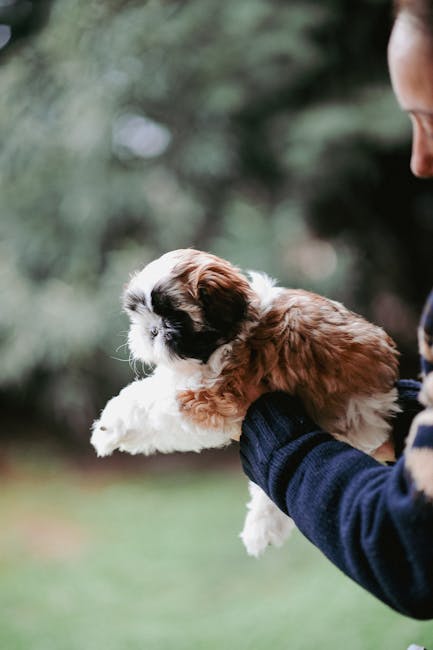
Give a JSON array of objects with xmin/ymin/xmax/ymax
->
[{"xmin": 240, "ymin": 380, "xmax": 433, "ymax": 619}]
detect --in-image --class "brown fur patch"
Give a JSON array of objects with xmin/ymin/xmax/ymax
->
[
  {"xmin": 164, "ymin": 250, "xmax": 255, "ymax": 336},
  {"xmin": 175, "ymin": 253, "xmax": 399, "ymax": 449}
]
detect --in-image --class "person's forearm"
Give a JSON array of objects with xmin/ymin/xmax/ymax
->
[
  {"xmin": 240, "ymin": 391, "xmax": 433, "ymax": 619},
  {"xmin": 270, "ymin": 433, "xmax": 433, "ymax": 617}
]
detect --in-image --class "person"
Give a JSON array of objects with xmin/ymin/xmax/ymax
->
[
  {"xmin": 388, "ymin": 0, "xmax": 433, "ymax": 177},
  {"xmin": 239, "ymin": 0, "xmax": 433, "ymax": 620}
]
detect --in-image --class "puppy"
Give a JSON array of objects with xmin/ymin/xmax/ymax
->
[{"xmin": 91, "ymin": 249, "xmax": 400, "ymax": 556}]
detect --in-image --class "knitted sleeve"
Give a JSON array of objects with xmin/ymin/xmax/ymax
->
[{"xmin": 240, "ymin": 381, "xmax": 433, "ymax": 619}]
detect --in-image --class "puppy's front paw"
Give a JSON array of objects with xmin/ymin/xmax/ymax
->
[
  {"xmin": 90, "ymin": 390, "xmax": 138, "ymax": 457},
  {"xmin": 90, "ymin": 382, "xmax": 161, "ymax": 457},
  {"xmin": 91, "ymin": 419, "xmax": 125, "ymax": 457}
]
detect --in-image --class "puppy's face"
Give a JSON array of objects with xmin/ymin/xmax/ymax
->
[{"xmin": 123, "ymin": 249, "xmax": 252, "ymax": 366}]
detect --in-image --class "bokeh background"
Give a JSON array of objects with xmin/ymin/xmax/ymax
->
[{"xmin": 1, "ymin": 1, "xmax": 433, "ymax": 648}]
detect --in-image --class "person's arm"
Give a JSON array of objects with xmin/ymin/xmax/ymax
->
[{"xmin": 240, "ymin": 380, "xmax": 433, "ymax": 619}]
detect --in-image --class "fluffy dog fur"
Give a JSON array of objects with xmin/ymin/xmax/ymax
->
[{"xmin": 91, "ymin": 249, "xmax": 400, "ymax": 556}]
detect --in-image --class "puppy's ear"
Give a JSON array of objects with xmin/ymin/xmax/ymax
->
[{"xmin": 196, "ymin": 265, "xmax": 250, "ymax": 335}]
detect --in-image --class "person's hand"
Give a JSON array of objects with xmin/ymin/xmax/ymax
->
[{"xmin": 239, "ymin": 391, "xmax": 316, "ymax": 492}]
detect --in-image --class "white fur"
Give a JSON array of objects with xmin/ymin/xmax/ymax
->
[
  {"xmin": 247, "ymin": 271, "xmax": 281, "ymax": 312},
  {"xmin": 91, "ymin": 365, "xmax": 239, "ymax": 458},
  {"xmin": 128, "ymin": 251, "xmax": 183, "ymax": 312},
  {"xmin": 126, "ymin": 252, "xmax": 189, "ymax": 367},
  {"xmin": 328, "ymin": 388, "xmax": 400, "ymax": 453}
]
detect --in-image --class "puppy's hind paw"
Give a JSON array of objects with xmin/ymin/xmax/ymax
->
[{"xmin": 240, "ymin": 506, "xmax": 295, "ymax": 558}]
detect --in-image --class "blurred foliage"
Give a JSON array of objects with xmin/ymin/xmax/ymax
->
[{"xmin": 1, "ymin": 0, "xmax": 433, "ymax": 440}]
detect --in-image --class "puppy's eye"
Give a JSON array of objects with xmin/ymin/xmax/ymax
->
[{"xmin": 150, "ymin": 327, "xmax": 159, "ymax": 338}]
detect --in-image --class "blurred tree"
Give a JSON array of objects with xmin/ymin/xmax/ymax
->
[
  {"xmin": 0, "ymin": 0, "xmax": 52, "ymax": 55},
  {"xmin": 1, "ymin": 0, "xmax": 431, "ymax": 441}
]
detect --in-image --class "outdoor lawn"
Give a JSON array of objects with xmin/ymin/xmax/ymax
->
[{"xmin": 1, "ymin": 450, "xmax": 432, "ymax": 650}]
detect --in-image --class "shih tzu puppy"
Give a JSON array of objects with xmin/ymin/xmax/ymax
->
[{"xmin": 91, "ymin": 248, "xmax": 400, "ymax": 557}]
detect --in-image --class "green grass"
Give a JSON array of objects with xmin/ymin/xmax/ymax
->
[{"xmin": 0, "ymin": 452, "xmax": 432, "ymax": 650}]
